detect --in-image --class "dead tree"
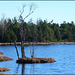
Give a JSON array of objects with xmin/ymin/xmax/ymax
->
[
  {"xmin": 15, "ymin": 3, "xmax": 36, "ymax": 58},
  {"xmin": 0, "ymin": 14, "xmax": 7, "ymax": 41}
]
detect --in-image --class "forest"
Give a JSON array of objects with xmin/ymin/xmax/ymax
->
[{"xmin": 0, "ymin": 17, "xmax": 75, "ymax": 43}]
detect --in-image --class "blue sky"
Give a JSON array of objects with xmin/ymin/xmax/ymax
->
[{"xmin": 0, "ymin": 1, "xmax": 75, "ymax": 24}]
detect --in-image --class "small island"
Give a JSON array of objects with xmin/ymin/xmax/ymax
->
[
  {"xmin": 0, "ymin": 52, "xmax": 13, "ymax": 73},
  {"xmin": 17, "ymin": 57, "xmax": 56, "ymax": 64},
  {"xmin": 0, "ymin": 52, "xmax": 13, "ymax": 62}
]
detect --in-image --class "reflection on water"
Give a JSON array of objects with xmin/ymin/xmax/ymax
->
[
  {"xmin": 22, "ymin": 64, "xmax": 25, "ymax": 75},
  {"xmin": 16, "ymin": 64, "xmax": 35, "ymax": 74},
  {"xmin": 16, "ymin": 64, "xmax": 20, "ymax": 74}
]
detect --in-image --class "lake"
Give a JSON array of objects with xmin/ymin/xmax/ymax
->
[{"xmin": 0, "ymin": 44, "xmax": 75, "ymax": 74}]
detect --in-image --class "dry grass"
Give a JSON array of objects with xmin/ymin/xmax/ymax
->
[
  {"xmin": 0, "ymin": 56, "xmax": 13, "ymax": 62},
  {"xmin": 0, "ymin": 42, "xmax": 75, "ymax": 45},
  {"xmin": 0, "ymin": 67, "xmax": 10, "ymax": 72},
  {"xmin": 0, "ymin": 52, "xmax": 3, "ymax": 55}
]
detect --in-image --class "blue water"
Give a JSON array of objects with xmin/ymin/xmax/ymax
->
[{"xmin": 0, "ymin": 44, "xmax": 75, "ymax": 74}]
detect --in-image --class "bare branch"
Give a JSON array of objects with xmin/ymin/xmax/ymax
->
[
  {"xmin": 24, "ymin": 4, "xmax": 36, "ymax": 20},
  {"xmin": 18, "ymin": 4, "xmax": 27, "ymax": 16},
  {"xmin": 18, "ymin": 3, "xmax": 36, "ymax": 20},
  {"xmin": 18, "ymin": 9, "xmax": 22, "ymax": 14},
  {"xmin": 23, "ymin": 10, "xmax": 34, "ymax": 20},
  {"xmin": 29, "ymin": 3, "xmax": 33, "ymax": 13}
]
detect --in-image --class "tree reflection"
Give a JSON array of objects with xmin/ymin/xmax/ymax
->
[
  {"xmin": 15, "ymin": 64, "xmax": 20, "ymax": 74},
  {"xmin": 22, "ymin": 64, "xmax": 25, "ymax": 75},
  {"xmin": 30, "ymin": 64, "xmax": 35, "ymax": 74},
  {"xmin": 16, "ymin": 63, "xmax": 35, "ymax": 74}
]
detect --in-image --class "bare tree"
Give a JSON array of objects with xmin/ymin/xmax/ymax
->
[
  {"xmin": 15, "ymin": 3, "xmax": 36, "ymax": 58},
  {"xmin": 0, "ymin": 14, "xmax": 7, "ymax": 41}
]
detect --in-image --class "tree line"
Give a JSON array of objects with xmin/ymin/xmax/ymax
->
[{"xmin": 0, "ymin": 17, "xmax": 75, "ymax": 43}]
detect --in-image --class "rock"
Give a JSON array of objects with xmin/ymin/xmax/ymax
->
[
  {"xmin": 0, "ymin": 67, "xmax": 10, "ymax": 72},
  {"xmin": 0, "ymin": 52, "xmax": 3, "ymax": 55},
  {"xmin": 0, "ymin": 56, "xmax": 14, "ymax": 62}
]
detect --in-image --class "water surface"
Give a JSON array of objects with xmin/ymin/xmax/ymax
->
[{"xmin": 0, "ymin": 44, "xmax": 75, "ymax": 74}]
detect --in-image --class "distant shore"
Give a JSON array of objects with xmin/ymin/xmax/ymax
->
[{"xmin": 0, "ymin": 42, "xmax": 75, "ymax": 45}]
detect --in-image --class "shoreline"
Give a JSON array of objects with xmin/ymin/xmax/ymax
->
[{"xmin": 0, "ymin": 42, "xmax": 75, "ymax": 45}]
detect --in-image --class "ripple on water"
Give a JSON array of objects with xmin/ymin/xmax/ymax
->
[{"xmin": 0, "ymin": 44, "xmax": 75, "ymax": 74}]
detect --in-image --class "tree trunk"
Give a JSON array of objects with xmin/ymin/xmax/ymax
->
[
  {"xmin": 21, "ymin": 40, "xmax": 25, "ymax": 58},
  {"xmin": 18, "ymin": 4, "xmax": 36, "ymax": 58},
  {"xmin": 14, "ymin": 40, "xmax": 19, "ymax": 59}
]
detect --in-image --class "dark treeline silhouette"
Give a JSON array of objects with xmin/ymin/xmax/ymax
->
[{"xmin": 0, "ymin": 18, "xmax": 75, "ymax": 43}]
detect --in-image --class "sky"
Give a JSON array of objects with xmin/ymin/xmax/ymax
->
[{"xmin": 0, "ymin": 1, "xmax": 75, "ymax": 24}]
